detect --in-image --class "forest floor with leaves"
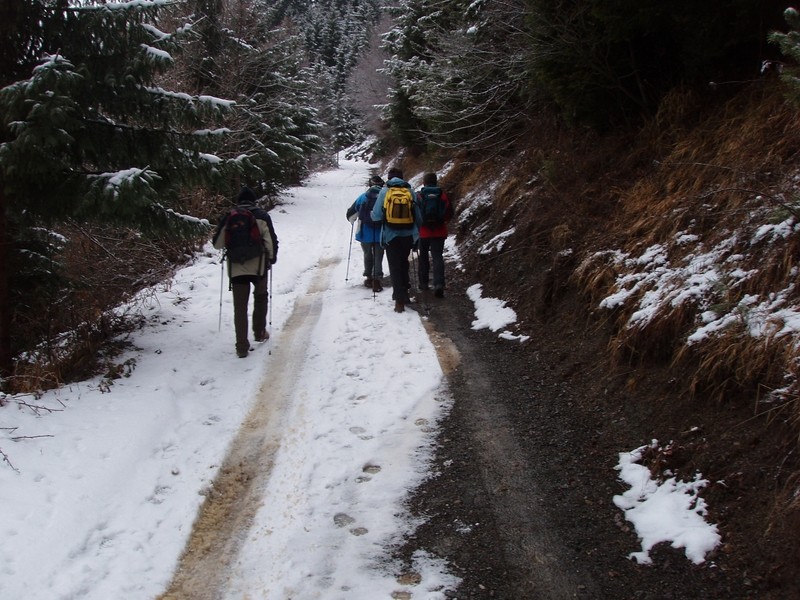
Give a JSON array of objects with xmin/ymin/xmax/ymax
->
[{"xmin": 395, "ymin": 266, "xmax": 799, "ymax": 600}]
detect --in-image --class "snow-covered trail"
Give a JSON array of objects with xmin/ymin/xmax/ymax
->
[
  {"xmin": 160, "ymin": 161, "xmax": 458, "ymax": 599},
  {"xmin": 160, "ymin": 259, "xmax": 338, "ymax": 598},
  {"xmin": 0, "ymin": 158, "xmax": 457, "ymax": 600}
]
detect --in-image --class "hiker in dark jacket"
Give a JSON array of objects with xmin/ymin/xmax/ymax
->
[
  {"xmin": 371, "ymin": 167, "xmax": 420, "ymax": 313},
  {"xmin": 417, "ymin": 172, "xmax": 453, "ymax": 298},
  {"xmin": 212, "ymin": 186, "xmax": 277, "ymax": 358},
  {"xmin": 345, "ymin": 175, "xmax": 385, "ymax": 292}
]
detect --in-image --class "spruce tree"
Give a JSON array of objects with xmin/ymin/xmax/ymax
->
[
  {"xmin": 297, "ymin": 0, "xmax": 383, "ymax": 154},
  {"xmin": 0, "ymin": 0, "xmax": 254, "ymax": 377},
  {"xmin": 380, "ymin": 0, "xmax": 432, "ymax": 150},
  {"xmin": 180, "ymin": 0, "xmax": 323, "ymax": 190}
]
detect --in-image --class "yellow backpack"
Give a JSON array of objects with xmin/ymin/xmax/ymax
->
[{"xmin": 384, "ymin": 184, "xmax": 415, "ymax": 229}]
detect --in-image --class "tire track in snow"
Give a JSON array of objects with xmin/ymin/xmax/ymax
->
[{"xmin": 158, "ymin": 258, "xmax": 337, "ymax": 600}]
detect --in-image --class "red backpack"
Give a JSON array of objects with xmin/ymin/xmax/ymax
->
[{"xmin": 224, "ymin": 207, "xmax": 263, "ymax": 264}]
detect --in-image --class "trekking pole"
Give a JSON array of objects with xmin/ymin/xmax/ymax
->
[
  {"xmin": 410, "ymin": 246, "xmax": 429, "ymax": 315},
  {"xmin": 372, "ymin": 243, "xmax": 377, "ymax": 301},
  {"xmin": 345, "ymin": 221, "xmax": 354, "ymax": 282},
  {"xmin": 411, "ymin": 247, "xmax": 419, "ymax": 295},
  {"xmin": 268, "ymin": 266, "xmax": 274, "ymax": 356},
  {"xmin": 218, "ymin": 253, "xmax": 225, "ymax": 331}
]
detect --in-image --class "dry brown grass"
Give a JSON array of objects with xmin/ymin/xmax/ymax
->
[
  {"xmin": 609, "ymin": 86, "xmax": 800, "ymax": 249},
  {"xmin": 573, "ymin": 252, "xmax": 622, "ymax": 306},
  {"xmin": 571, "ymin": 80, "xmax": 800, "ymax": 385},
  {"xmin": 674, "ymin": 324, "xmax": 792, "ymax": 404},
  {"xmin": 609, "ymin": 301, "xmax": 699, "ymax": 365},
  {"xmin": 8, "ymin": 222, "xmax": 205, "ymax": 395}
]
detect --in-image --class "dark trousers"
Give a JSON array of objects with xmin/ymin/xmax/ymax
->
[
  {"xmin": 419, "ymin": 237, "xmax": 446, "ymax": 289},
  {"xmin": 361, "ymin": 242, "xmax": 385, "ymax": 279},
  {"xmin": 385, "ymin": 235, "xmax": 413, "ymax": 303},
  {"xmin": 231, "ymin": 274, "xmax": 268, "ymax": 354}
]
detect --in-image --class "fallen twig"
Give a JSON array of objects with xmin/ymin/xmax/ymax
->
[
  {"xmin": 15, "ymin": 399, "xmax": 63, "ymax": 415},
  {"xmin": 10, "ymin": 434, "xmax": 54, "ymax": 441},
  {"xmin": 1, "ymin": 446, "xmax": 19, "ymax": 473}
]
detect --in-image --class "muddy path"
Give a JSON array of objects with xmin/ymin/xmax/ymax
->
[
  {"xmin": 400, "ymin": 268, "xmax": 759, "ymax": 599},
  {"xmin": 411, "ymin": 278, "xmax": 603, "ymax": 600},
  {"xmin": 158, "ymin": 261, "xmax": 337, "ymax": 600}
]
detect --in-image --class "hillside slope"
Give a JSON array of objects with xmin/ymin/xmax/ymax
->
[{"xmin": 394, "ymin": 80, "xmax": 800, "ymax": 595}]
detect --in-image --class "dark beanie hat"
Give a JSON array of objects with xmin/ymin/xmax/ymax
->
[
  {"xmin": 422, "ymin": 172, "xmax": 437, "ymax": 186},
  {"xmin": 237, "ymin": 186, "xmax": 257, "ymax": 205},
  {"xmin": 387, "ymin": 167, "xmax": 403, "ymax": 180},
  {"xmin": 369, "ymin": 175, "xmax": 385, "ymax": 187}
]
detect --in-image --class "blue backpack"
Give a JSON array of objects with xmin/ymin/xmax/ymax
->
[
  {"xmin": 358, "ymin": 186, "xmax": 381, "ymax": 225},
  {"xmin": 418, "ymin": 186, "xmax": 447, "ymax": 227}
]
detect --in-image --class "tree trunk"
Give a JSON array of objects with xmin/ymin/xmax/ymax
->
[{"xmin": 0, "ymin": 189, "xmax": 10, "ymax": 379}]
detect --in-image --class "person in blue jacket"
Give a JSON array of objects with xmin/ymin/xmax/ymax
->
[
  {"xmin": 371, "ymin": 167, "xmax": 420, "ymax": 313},
  {"xmin": 346, "ymin": 175, "xmax": 385, "ymax": 292}
]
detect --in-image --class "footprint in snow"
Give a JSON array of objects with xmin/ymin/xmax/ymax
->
[
  {"xmin": 415, "ymin": 418, "xmax": 436, "ymax": 433},
  {"xmin": 355, "ymin": 463, "xmax": 381, "ymax": 483},
  {"xmin": 203, "ymin": 415, "xmax": 221, "ymax": 426},
  {"xmin": 333, "ymin": 512, "xmax": 355, "ymax": 528},
  {"xmin": 333, "ymin": 512, "xmax": 368, "ymax": 536},
  {"xmin": 349, "ymin": 425, "xmax": 373, "ymax": 440},
  {"xmin": 147, "ymin": 485, "xmax": 172, "ymax": 505}
]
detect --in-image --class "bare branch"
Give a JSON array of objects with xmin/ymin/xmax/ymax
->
[{"xmin": 1, "ymin": 447, "xmax": 19, "ymax": 473}]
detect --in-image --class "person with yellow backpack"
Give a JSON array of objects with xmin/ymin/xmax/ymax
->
[{"xmin": 370, "ymin": 167, "xmax": 420, "ymax": 313}]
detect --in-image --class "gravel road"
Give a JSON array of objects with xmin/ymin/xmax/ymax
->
[{"xmin": 399, "ymin": 267, "xmax": 756, "ymax": 600}]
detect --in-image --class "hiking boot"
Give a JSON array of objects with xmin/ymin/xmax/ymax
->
[
  {"xmin": 434, "ymin": 287, "xmax": 444, "ymax": 298},
  {"xmin": 364, "ymin": 277, "xmax": 373, "ymax": 288},
  {"xmin": 237, "ymin": 348, "xmax": 249, "ymax": 358},
  {"xmin": 394, "ymin": 301, "xmax": 405, "ymax": 313},
  {"xmin": 372, "ymin": 279, "xmax": 383, "ymax": 292},
  {"xmin": 255, "ymin": 329, "xmax": 270, "ymax": 342}
]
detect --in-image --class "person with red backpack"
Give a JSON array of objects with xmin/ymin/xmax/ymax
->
[
  {"xmin": 417, "ymin": 172, "xmax": 453, "ymax": 298},
  {"xmin": 345, "ymin": 174, "xmax": 385, "ymax": 292},
  {"xmin": 212, "ymin": 186, "xmax": 278, "ymax": 358}
]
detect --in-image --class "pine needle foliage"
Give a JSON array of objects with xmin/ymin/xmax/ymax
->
[
  {"xmin": 178, "ymin": 0, "xmax": 325, "ymax": 192},
  {"xmin": 0, "ymin": 0, "xmax": 259, "ymax": 380},
  {"xmin": 769, "ymin": 7, "xmax": 800, "ymax": 105},
  {"xmin": 0, "ymin": 0, "xmax": 252, "ymax": 232}
]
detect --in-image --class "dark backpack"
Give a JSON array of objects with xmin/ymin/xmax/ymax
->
[
  {"xmin": 418, "ymin": 186, "xmax": 447, "ymax": 227},
  {"xmin": 358, "ymin": 186, "xmax": 381, "ymax": 225},
  {"xmin": 224, "ymin": 207, "xmax": 263, "ymax": 264}
]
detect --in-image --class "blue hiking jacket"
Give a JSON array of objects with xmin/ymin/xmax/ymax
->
[{"xmin": 350, "ymin": 190, "xmax": 381, "ymax": 244}]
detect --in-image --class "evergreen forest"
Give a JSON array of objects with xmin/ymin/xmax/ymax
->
[{"xmin": 5, "ymin": 7, "xmax": 800, "ymax": 582}]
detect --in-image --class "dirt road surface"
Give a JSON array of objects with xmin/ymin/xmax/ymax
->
[{"xmin": 400, "ymin": 267, "xmax": 757, "ymax": 600}]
